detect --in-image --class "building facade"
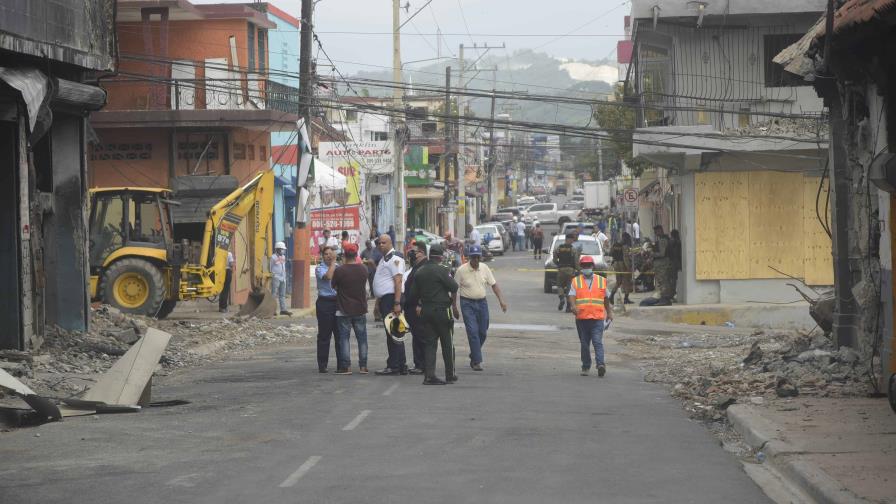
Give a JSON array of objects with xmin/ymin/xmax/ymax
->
[
  {"xmin": 0, "ymin": 0, "xmax": 116, "ymax": 350},
  {"xmin": 626, "ymin": 0, "xmax": 832, "ymax": 307}
]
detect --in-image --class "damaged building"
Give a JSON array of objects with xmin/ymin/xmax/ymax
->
[
  {"xmin": 0, "ymin": 1, "xmax": 117, "ymax": 350},
  {"xmin": 776, "ymin": 0, "xmax": 896, "ymax": 393}
]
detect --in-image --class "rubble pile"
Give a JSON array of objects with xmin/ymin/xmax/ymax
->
[
  {"xmin": 724, "ymin": 117, "xmax": 828, "ymax": 140},
  {"xmin": 0, "ymin": 305, "xmax": 314, "ymax": 398},
  {"xmin": 617, "ymin": 329, "xmax": 870, "ymax": 422}
]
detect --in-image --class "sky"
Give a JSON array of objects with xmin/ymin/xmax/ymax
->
[{"xmin": 192, "ymin": 0, "xmax": 629, "ymax": 75}]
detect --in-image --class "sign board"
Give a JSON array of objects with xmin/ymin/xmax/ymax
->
[
  {"xmin": 437, "ymin": 206, "xmax": 456, "ymax": 213},
  {"xmin": 623, "ymin": 187, "xmax": 639, "ymax": 209}
]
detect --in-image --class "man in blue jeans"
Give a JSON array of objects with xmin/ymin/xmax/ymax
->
[
  {"xmin": 568, "ymin": 256, "xmax": 613, "ymax": 377},
  {"xmin": 453, "ymin": 245, "xmax": 508, "ymax": 371},
  {"xmin": 331, "ymin": 243, "xmax": 369, "ymax": 375}
]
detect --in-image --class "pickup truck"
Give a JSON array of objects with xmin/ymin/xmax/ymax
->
[
  {"xmin": 556, "ymin": 201, "xmax": 584, "ymax": 225},
  {"xmin": 525, "ymin": 202, "xmax": 558, "ymax": 224}
]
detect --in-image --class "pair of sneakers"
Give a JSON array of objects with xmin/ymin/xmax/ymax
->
[
  {"xmin": 334, "ymin": 367, "xmax": 369, "ymax": 375},
  {"xmin": 580, "ymin": 365, "xmax": 607, "ymax": 377}
]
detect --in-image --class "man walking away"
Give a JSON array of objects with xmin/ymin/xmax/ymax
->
[
  {"xmin": 315, "ymin": 247, "xmax": 340, "ymax": 373},
  {"xmin": 531, "ymin": 223, "xmax": 544, "ymax": 260},
  {"xmin": 469, "ymin": 225, "xmax": 481, "ymax": 248},
  {"xmin": 651, "ymin": 225, "xmax": 672, "ymax": 305},
  {"xmin": 270, "ymin": 241, "xmax": 291, "ymax": 316},
  {"xmin": 373, "ymin": 234, "xmax": 408, "ymax": 375},
  {"xmin": 594, "ymin": 223, "xmax": 610, "ymax": 255},
  {"xmin": 332, "ymin": 243, "xmax": 369, "ymax": 375},
  {"xmin": 454, "ymin": 245, "xmax": 507, "ymax": 371},
  {"xmin": 632, "ymin": 220, "xmax": 641, "ymax": 245},
  {"xmin": 568, "ymin": 256, "xmax": 613, "ymax": 377},
  {"xmin": 669, "ymin": 229, "xmax": 682, "ymax": 302},
  {"xmin": 411, "ymin": 244, "xmax": 459, "ymax": 385},
  {"xmin": 219, "ymin": 250, "xmax": 234, "ymax": 313},
  {"xmin": 402, "ymin": 240, "xmax": 428, "ymax": 375},
  {"xmin": 554, "ymin": 232, "xmax": 580, "ymax": 312},
  {"xmin": 516, "ymin": 219, "xmax": 527, "ymax": 251}
]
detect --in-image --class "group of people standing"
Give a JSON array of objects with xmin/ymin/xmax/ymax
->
[{"xmin": 314, "ymin": 231, "xmax": 508, "ymax": 385}]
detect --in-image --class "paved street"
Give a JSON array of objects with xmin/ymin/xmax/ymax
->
[{"xmin": 0, "ymin": 251, "xmax": 770, "ymax": 504}]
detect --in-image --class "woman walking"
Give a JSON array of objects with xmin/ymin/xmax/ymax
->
[{"xmin": 531, "ymin": 223, "xmax": 544, "ymax": 260}]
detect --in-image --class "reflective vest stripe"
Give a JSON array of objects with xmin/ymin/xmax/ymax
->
[{"xmin": 573, "ymin": 274, "xmax": 607, "ymax": 320}]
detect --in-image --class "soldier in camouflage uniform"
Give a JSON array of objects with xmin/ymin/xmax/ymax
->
[
  {"xmin": 554, "ymin": 232, "xmax": 580, "ymax": 312},
  {"xmin": 651, "ymin": 225, "xmax": 673, "ymax": 305}
]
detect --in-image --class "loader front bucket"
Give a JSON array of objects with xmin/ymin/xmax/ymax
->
[{"xmin": 237, "ymin": 289, "xmax": 279, "ymax": 318}]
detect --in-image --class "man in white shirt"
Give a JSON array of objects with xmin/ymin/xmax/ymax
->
[
  {"xmin": 516, "ymin": 220, "xmax": 527, "ymax": 251},
  {"xmin": 453, "ymin": 245, "xmax": 507, "ymax": 371},
  {"xmin": 372, "ymin": 234, "xmax": 408, "ymax": 375},
  {"xmin": 632, "ymin": 221, "xmax": 641, "ymax": 244},
  {"xmin": 594, "ymin": 223, "xmax": 610, "ymax": 254},
  {"xmin": 321, "ymin": 229, "xmax": 340, "ymax": 255},
  {"xmin": 469, "ymin": 226, "xmax": 481, "ymax": 246}
]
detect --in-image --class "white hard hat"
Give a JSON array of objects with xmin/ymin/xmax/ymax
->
[{"xmin": 275, "ymin": 241, "xmax": 287, "ymax": 250}]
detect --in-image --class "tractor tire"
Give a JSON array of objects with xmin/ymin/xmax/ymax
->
[
  {"xmin": 889, "ymin": 374, "xmax": 896, "ymax": 414},
  {"xmin": 100, "ymin": 258, "xmax": 166, "ymax": 317},
  {"xmin": 156, "ymin": 300, "xmax": 178, "ymax": 320}
]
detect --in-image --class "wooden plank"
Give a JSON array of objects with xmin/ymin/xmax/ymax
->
[
  {"xmin": 83, "ymin": 328, "xmax": 171, "ymax": 406},
  {"xmin": 803, "ymin": 176, "xmax": 834, "ymax": 285},
  {"xmin": 747, "ymin": 171, "xmax": 805, "ymax": 278},
  {"xmin": 695, "ymin": 172, "xmax": 750, "ymax": 279}
]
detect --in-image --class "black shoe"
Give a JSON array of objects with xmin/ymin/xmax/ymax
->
[
  {"xmin": 446, "ymin": 375, "xmax": 458, "ymax": 383},
  {"xmin": 558, "ymin": 300, "xmax": 565, "ymax": 311},
  {"xmin": 408, "ymin": 368, "xmax": 424, "ymax": 375},
  {"xmin": 423, "ymin": 377, "xmax": 447, "ymax": 385},
  {"xmin": 280, "ymin": 310, "xmax": 292, "ymax": 316},
  {"xmin": 597, "ymin": 365, "xmax": 606, "ymax": 377},
  {"xmin": 318, "ymin": 368, "xmax": 328, "ymax": 374},
  {"xmin": 375, "ymin": 367, "xmax": 400, "ymax": 376},
  {"xmin": 399, "ymin": 367, "xmax": 409, "ymax": 376}
]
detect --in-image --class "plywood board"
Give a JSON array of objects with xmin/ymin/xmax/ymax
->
[
  {"xmin": 83, "ymin": 328, "xmax": 171, "ymax": 406},
  {"xmin": 803, "ymin": 176, "xmax": 834, "ymax": 285},
  {"xmin": 747, "ymin": 171, "xmax": 805, "ymax": 278},
  {"xmin": 695, "ymin": 171, "xmax": 750, "ymax": 279}
]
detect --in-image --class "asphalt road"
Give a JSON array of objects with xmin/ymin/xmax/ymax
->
[{"xmin": 0, "ymin": 251, "xmax": 770, "ymax": 504}]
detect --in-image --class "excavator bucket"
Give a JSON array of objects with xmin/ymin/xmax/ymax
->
[{"xmin": 237, "ymin": 289, "xmax": 279, "ymax": 318}]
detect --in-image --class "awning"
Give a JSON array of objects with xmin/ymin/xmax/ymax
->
[
  {"xmin": 407, "ymin": 186, "xmax": 443, "ymax": 199},
  {"xmin": 311, "ymin": 158, "xmax": 346, "ymax": 190}
]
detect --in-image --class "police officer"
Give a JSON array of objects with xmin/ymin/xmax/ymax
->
[
  {"xmin": 554, "ymin": 232, "xmax": 580, "ymax": 312},
  {"xmin": 410, "ymin": 243, "xmax": 459, "ymax": 385},
  {"xmin": 652, "ymin": 225, "xmax": 673, "ymax": 306}
]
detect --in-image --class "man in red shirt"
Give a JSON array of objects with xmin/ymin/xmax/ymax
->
[{"xmin": 331, "ymin": 243, "xmax": 370, "ymax": 375}]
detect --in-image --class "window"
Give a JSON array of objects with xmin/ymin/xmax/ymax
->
[
  {"xmin": 764, "ymin": 34, "xmax": 803, "ymax": 87},
  {"xmin": 422, "ymin": 122, "xmax": 438, "ymax": 134},
  {"xmin": 371, "ymin": 131, "xmax": 388, "ymax": 141},
  {"xmin": 89, "ymin": 195, "xmax": 125, "ymax": 264},
  {"xmin": 257, "ymin": 29, "xmax": 267, "ymax": 72},
  {"xmin": 127, "ymin": 195, "xmax": 164, "ymax": 244},
  {"xmin": 344, "ymin": 110, "xmax": 358, "ymax": 122},
  {"xmin": 247, "ymin": 25, "xmax": 256, "ymax": 72}
]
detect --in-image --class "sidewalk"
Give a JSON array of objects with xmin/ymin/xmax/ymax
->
[
  {"xmin": 621, "ymin": 301, "xmax": 816, "ymax": 331},
  {"xmin": 727, "ymin": 398, "xmax": 896, "ymax": 504}
]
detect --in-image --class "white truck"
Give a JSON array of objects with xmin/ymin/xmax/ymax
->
[{"xmin": 584, "ymin": 181, "xmax": 612, "ymax": 210}]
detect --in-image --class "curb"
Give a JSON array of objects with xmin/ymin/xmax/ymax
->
[{"xmin": 727, "ymin": 405, "xmax": 868, "ymax": 504}]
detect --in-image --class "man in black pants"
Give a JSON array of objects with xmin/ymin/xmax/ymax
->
[
  {"xmin": 410, "ymin": 244, "xmax": 459, "ymax": 385},
  {"xmin": 219, "ymin": 251, "xmax": 234, "ymax": 313},
  {"xmin": 314, "ymin": 247, "xmax": 341, "ymax": 373},
  {"xmin": 402, "ymin": 240, "xmax": 428, "ymax": 375},
  {"xmin": 373, "ymin": 234, "xmax": 408, "ymax": 375}
]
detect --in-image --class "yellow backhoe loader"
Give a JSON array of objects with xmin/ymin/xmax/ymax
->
[{"xmin": 88, "ymin": 171, "xmax": 277, "ymax": 318}]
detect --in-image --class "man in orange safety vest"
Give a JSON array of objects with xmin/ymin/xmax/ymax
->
[{"xmin": 568, "ymin": 256, "xmax": 614, "ymax": 377}]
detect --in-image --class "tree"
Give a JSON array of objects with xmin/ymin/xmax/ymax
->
[{"xmin": 592, "ymin": 83, "xmax": 652, "ymax": 178}]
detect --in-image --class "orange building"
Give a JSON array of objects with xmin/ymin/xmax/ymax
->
[{"xmin": 89, "ymin": 0, "xmax": 300, "ymax": 304}]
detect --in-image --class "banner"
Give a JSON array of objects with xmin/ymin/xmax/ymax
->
[{"xmin": 308, "ymin": 206, "xmax": 362, "ymax": 257}]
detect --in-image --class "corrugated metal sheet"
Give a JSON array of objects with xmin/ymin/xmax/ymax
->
[{"xmin": 815, "ymin": 0, "xmax": 896, "ymax": 38}]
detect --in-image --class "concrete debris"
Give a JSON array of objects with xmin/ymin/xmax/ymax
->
[
  {"xmin": 0, "ymin": 304, "xmax": 315, "ymax": 402},
  {"xmin": 724, "ymin": 117, "xmax": 828, "ymax": 140},
  {"xmin": 617, "ymin": 329, "xmax": 869, "ymax": 423}
]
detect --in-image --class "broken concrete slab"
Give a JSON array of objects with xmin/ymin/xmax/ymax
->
[
  {"xmin": 82, "ymin": 327, "xmax": 171, "ymax": 407},
  {"xmin": 0, "ymin": 368, "xmax": 62, "ymax": 423}
]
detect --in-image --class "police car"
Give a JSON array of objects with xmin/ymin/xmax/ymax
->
[{"xmin": 543, "ymin": 234, "xmax": 606, "ymax": 293}]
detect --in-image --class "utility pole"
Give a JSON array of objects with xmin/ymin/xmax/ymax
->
[
  {"xmin": 291, "ymin": 0, "xmax": 314, "ymax": 310},
  {"xmin": 597, "ymin": 138, "xmax": 604, "ymax": 181},
  {"xmin": 443, "ymin": 66, "xmax": 453, "ymax": 236},
  {"xmin": 392, "ymin": 0, "xmax": 406, "ymax": 242},
  {"xmin": 486, "ymin": 87, "xmax": 497, "ymax": 216},
  {"xmin": 455, "ymin": 44, "xmax": 466, "ymax": 237}
]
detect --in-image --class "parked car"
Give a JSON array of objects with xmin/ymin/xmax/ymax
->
[
  {"xmin": 490, "ymin": 211, "xmax": 515, "ymax": 223},
  {"xmin": 516, "ymin": 196, "xmax": 537, "ymax": 206},
  {"xmin": 557, "ymin": 201, "xmax": 584, "ymax": 225},
  {"xmin": 559, "ymin": 221, "xmax": 597, "ymax": 237},
  {"xmin": 475, "ymin": 224, "xmax": 507, "ymax": 255},
  {"xmin": 408, "ymin": 228, "xmax": 445, "ymax": 246},
  {"xmin": 543, "ymin": 235, "xmax": 606, "ymax": 293},
  {"xmin": 525, "ymin": 202, "xmax": 559, "ymax": 224}
]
